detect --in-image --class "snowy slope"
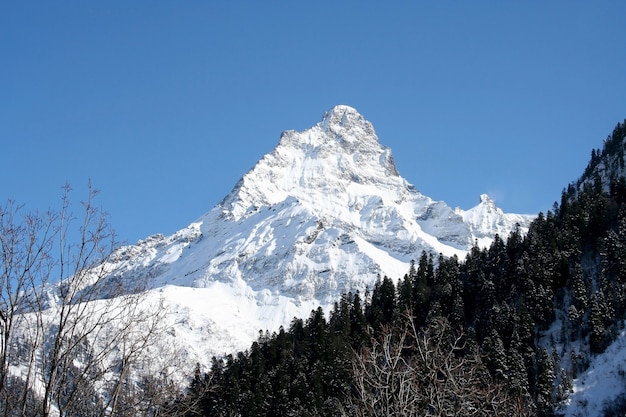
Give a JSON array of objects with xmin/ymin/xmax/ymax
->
[
  {"xmin": 89, "ymin": 105, "xmax": 534, "ymax": 366},
  {"xmin": 558, "ymin": 323, "xmax": 626, "ymax": 416}
]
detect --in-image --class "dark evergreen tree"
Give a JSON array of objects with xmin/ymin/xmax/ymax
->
[
  {"xmin": 411, "ymin": 251, "xmax": 432, "ymax": 325},
  {"xmin": 589, "ymin": 292, "xmax": 613, "ymax": 354},
  {"xmin": 366, "ymin": 275, "xmax": 396, "ymax": 329},
  {"xmin": 348, "ymin": 291, "xmax": 367, "ymax": 349},
  {"xmin": 536, "ymin": 348, "xmax": 556, "ymax": 417},
  {"xmin": 506, "ymin": 330, "xmax": 530, "ymax": 396},
  {"xmin": 396, "ymin": 272, "xmax": 413, "ymax": 315}
]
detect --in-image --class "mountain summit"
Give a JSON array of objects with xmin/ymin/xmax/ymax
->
[
  {"xmin": 102, "ymin": 106, "xmax": 534, "ymax": 362},
  {"xmin": 220, "ymin": 104, "xmax": 399, "ymax": 220}
]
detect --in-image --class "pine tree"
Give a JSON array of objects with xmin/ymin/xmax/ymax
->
[
  {"xmin": 412, "ymin": 252, "xmax": 432, "ymax": 325},
  {"xmin": 349, "ymin": 291, "xmax": 367, "ymax": 349},
  {"xmin": 367, "ymin": 275, "xmax": 396, "ymax": 329},
  {"xmin": 506, "ymin": 330, "xmax": 530, "ymax": 396},
  {"xmin": 589, "ymin": 292, "xmax": 612, "ymax": 354},
  {"xmin": 396, "ymin": 273, "xmax": 413, "ymax": 315},
  {"xmin": 482, "ymin": 329, "xmax": 508, "ymax": 381},
  {"xmin": 536, "ymin": 348, "xmax": 556, "ymax": 417}
]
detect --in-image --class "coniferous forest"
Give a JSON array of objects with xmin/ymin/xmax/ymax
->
[{"xmin": 162, "ymin": 121, "xmax": 626, "ymax": 417}]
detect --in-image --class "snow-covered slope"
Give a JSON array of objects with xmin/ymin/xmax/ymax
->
[
  {"xmin": 95, "ymin": 105, "xmax": 534, "ymax": 365},
  {"xmin": 559, "ymin": 323, "xmax": 626, "ymax": 417}
]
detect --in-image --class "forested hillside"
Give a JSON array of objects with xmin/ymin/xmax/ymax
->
[{"xmin": 167, "ymin": 120, "xmax": 626, "ymax": 417}]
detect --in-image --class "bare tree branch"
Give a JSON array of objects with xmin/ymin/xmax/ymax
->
[{"xmin": 349, "ymin": 314, "xmax": 535, "ymax": 417}]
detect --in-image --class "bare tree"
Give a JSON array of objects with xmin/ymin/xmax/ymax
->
[
  {"xmin": 0, "ymin": 184, "xmax": 183, "ymax": 417},
  {"xmin": 0, "ymin": 198, "xmax": 58, "ymax": 417},
  {"xmin": 347, "ymin": 315, "xmax": 535, "ymax": 417}
]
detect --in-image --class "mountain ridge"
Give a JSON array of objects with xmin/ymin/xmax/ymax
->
[{"xmin": 89, "ymin": 105, "xmax": 534, "ymax": 364}]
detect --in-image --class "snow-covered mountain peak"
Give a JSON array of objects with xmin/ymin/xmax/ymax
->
[
  {"xmin": 319, "ymin": 104, "xmax": 373, "ymax": 133},
  {"xmin": 70, "ymin": 106, "xmax": 535, "ymax": 364},
  {"xmin": 277, "ymin": 105, "xmax": 382, "ymax": 156},
  {"xmin": 456, "ymin": 194, "xmax": 534, "ymax": 246},
  {"xmin": 220, "ymin": 106, "xmax": 401, "ymax": 220},
  {"xmin": 479, "ymin": 193, "xmax": 496, "ymax": 207}
]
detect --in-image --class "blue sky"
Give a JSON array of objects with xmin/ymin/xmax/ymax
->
[{"xmin": 2, "ymin": 2, "xmax": 625, "ymax": 244}]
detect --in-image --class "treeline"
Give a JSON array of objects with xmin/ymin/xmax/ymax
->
[{"xmin": 168, "ymin": 122, "xmax": 626, "ymax": 417}]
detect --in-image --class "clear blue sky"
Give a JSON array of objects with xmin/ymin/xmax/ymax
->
[{"xmin": 2, "ymin": 2, "xmax": 625, "ymax": 244}]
